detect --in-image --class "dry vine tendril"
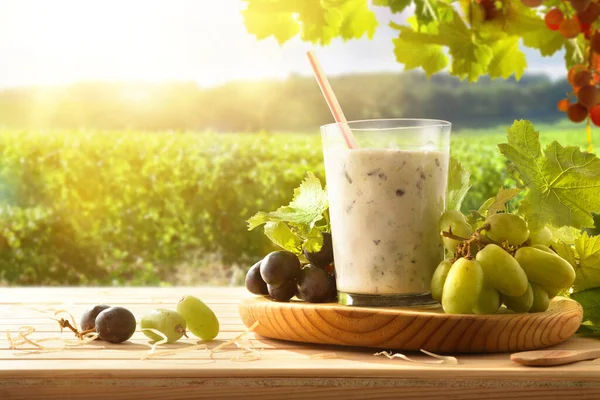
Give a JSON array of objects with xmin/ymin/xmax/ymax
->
[{"xmin": 57, "ymin": 318, "xmax": 94, "ymax": 340}]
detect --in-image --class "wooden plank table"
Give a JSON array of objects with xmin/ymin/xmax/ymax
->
[{"xmin": 1, "ymin": 287, "xmax": 600, "ymax": 399}]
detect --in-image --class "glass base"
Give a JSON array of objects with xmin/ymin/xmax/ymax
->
[{"xmin": 337, "ymin": 291, "xmax": 438, "ymax": 307}]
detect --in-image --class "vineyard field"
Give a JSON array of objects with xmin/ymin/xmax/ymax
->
[{"xmin": 0, "ymin": 123, "xmax": 590, "ymax": 286}]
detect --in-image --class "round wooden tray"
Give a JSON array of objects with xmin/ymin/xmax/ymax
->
[{"xmin": 238, "ymin": 296, "xmax": 583, "ymax": 353}]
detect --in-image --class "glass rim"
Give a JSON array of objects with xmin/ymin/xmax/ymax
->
[{"xmin": 321, "ymin": 118, "xmax": 452, "ymax": 132}]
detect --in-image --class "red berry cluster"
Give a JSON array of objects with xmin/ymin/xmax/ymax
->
[
  {"xmin": 523, "ymin": 0, "xmax": 600, "ymax": 126},
  {"xmin": 557, "ymin": 64, "xmax": 600, "ymax": 125},
  {"xmin": 543, "ymin": 2, "xmax": 599, "ymax": 38}
]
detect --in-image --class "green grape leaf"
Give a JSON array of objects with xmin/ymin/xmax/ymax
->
[
  {"xmin": 392, "ymin": 26, "xmax": 448, "ymax": 76},
  {"xmin": 466, "ymin": 210, "xmax": 485, "ymax": 227},
  {"xmin": 486, "ymin": 187, "xmax": 523, "ymax": 215},
  {"xmin": 263, "ymin": 221, "xmax": 303, "ymax": 254},
  {"xmin": 446, "ymin": 156, "xmax": 471, "ymax": 211},
  {"xmin": 507, "ymin": 6, "xmax": 565, "ymax": 56},
  {"xmin": 572, "ymin": 232, "xmax": 600, "ymax": 292},
  {"xmin": 247, "ymin": 172, "xmax": 328, "ymax": 230},
  {"xmin": 571, "ymin": 288, "xmax": 600, "ymax": 326},
  {"xmin": 438, "ymin": 11, "xmax": 493, "ymax": 82},
  {"xmin": 498, "ymin": 120, "xmax": 600, "ymax": 231},
  {"xmin": 414, "ymin": 0, "xmax": 440, "ymax": 24},
  {"xmin": 487, "ymin": 36, "xmax": 527, "ymax": 80},
  {"xmin": 303, "ymin": 226, "xmax": 325, "ymax": 253},
  {"xmin": 337, "ymin": 0, "xmax": 378, "ymax": 40},
  {"xmin": 549, "ymin": 225, "xmax": 583, "ymax": 244},
  {"xmin": 477, "ymin": 197, "xmax": 496, "ymax": 216},
  {"xmin": 373, "ymin": 0, "xmax": 412, "ymax": 14},
  {"xmin": 552, "ymin": 241, "xmax": 578, "ymax": 270},
  {"xmin": 242, "ymin": 0, "xmax": 377, "ymax": 45},
  {"xmin": 242, "ymin": 1, "xmax": 300, "ymax": 44},
  {"xmin": 577, "ymin": 323, "xmax": 600, "ymax": 337}
]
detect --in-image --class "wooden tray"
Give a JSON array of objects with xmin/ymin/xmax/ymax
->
[{"xmin": 239, "ymin": 296, "xmax": 583, "ymax": 353}]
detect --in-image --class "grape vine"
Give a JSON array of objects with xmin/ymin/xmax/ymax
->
[{"xmin": 241, "ymin": 0, "xmax": 600, "ymax": 151}]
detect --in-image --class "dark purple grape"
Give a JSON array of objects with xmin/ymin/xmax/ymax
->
[
  {"xmin": 297, "ymin": 264, "xmax": 336, "ymax": 303},
  {"xmin": 268, "ymin": 280, "xmax": 297, "ymax": 302},
  {"xmin": 246, "ymin": 260, "xmax": 268, "ymax": 295},
  {"xmin": 303, "ymin": 232, "xmax": 334, "ymax": 267},
  {"xmin": 95, "ymin": 306, "xmax": 136, "ymax": 344},
  {"xmin": 80, "ymin": 304, "xmax": 110, "ymax": 331},
  {"xmin": 260, "ymin": 251, "xmax": 300, "ymax": 288}
]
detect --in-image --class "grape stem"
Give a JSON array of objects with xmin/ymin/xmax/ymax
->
[
  {"xmin": 176, "ymin": 324, "xmax": 189, "ymax": 338},
  {"xmin": 441, "ymin": 223, "xmax": 496, "ymax": 261},
  {"xmin": 57, "ymin": 318, "xmax": 95, "ymax": 340}
]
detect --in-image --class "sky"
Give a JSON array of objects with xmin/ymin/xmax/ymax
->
[{"xmin": 0, "ymin": 0, "xmax": 566, "ymax": 89}]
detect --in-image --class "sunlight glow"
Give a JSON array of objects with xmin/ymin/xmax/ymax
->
[
  {"xmin": 0, "ymin": 0, "xmax": 299, "ymax": 88},
  {"xmin": 0, "ymin": 0, "xmax": 565, "ymax": 90}
]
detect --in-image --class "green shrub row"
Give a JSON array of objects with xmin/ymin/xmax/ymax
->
[{"xmin": 0, "ymin": 130, "xmax": 507, "ymax": 285}]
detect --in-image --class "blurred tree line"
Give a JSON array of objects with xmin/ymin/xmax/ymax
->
[{"xmin": 0, "ymin": 72, "xmax": 570, "ymax": 131}]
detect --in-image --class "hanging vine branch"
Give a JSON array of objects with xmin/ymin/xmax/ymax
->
[{"xmin": 242, "ymin": 0, "xmax": 600, "ymax": 151}]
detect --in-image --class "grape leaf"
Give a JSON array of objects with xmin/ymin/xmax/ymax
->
[
  {"xmin": 242, "ymin": 1, "xmax": 300, "ymax": 44},
  {"xmin": 438, "ymin": 11, "xmax": 493, "ymax": 82},
  {"xmin": 263, "ymin": 221, "xmax": 303, "ymax": 254},
  {"xmin": 506, "ymin": 6, "xmax": 565, "ymax": 56},
  {"xmin": 572, "ymin": 232, "xmax": 600, "ymax": 292},
  {"xmin": 577, "ymin": 323, "xmax": 600, "ymax": 337},
  {"xmin": 242, "ymin": 0, "xmax": 377, "ymax": 45},
  {"xmin": 571, "ymin": 288, "xmax": 600, "ymax": 325},
  {"xmin": 247, "ymin": 172, "xmax": 328, "ymax": 230},
  {"xmin": 337, "ymin": 0, "xmax": 378, "ymax": 40},
  {"xmin": 392, "ymin": 26, "xmax": 448, "ymax": 77},
  {"xmin": 414, "ymin": 0, "xmax": 440, "ymax": 24},
  {"xmin": 303, "ymin": 226, "xmax": 325, "ymax": 253},
  {"xmin": 486, "ymin": 187, "xmax": 523, "ymax": 215},
  {"xmin": 477, "ymin": 197, "xmax": 496, "ymax": 216},
  {"xmin": 549, "ymin": 225, "xmax": 582, "ymax": 244},
  {"xmin": 498, "ymin": 120, "xmax": 600, "ymax": 231},
  {"xmin": 446, "ymin": 156, "xmax": 471, "ymax": 211},
  {"xmin": 466, "ymin": 210, "xmax": 485, "ymax": 227},
  {"xmin": 552, "ymin": 241, "xmax": 578, "ymax": 269},
  {"xmin": 487, "ymin": 36, "xmax": 527, "ymax": 80},
  {"xmin": 373, "ymin": 0, "xmax": 412, "ymax": 13}
]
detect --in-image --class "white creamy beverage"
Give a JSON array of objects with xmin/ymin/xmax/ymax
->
[{"xmin": 325, "ymin": 148, "xmax": 449, "ymax": 295}]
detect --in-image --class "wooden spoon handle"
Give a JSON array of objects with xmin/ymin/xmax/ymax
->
[{"xmin": 511, "ymin": 348, "xmax": 600, "ymax": 366}]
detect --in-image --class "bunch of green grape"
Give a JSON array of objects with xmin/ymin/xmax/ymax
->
[{"xmin": 432, "ymin": 211, "xmax": 576, "ymax": 315}]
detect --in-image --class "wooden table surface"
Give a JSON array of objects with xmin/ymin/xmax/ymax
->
[{"xmin": 1, "ymin": 287, "xmax": 600, "ymax": 400}]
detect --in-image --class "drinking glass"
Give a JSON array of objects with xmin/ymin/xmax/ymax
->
[{"xmin": 321, "ymin": 119, "xmax": 451, "ymax": 307}]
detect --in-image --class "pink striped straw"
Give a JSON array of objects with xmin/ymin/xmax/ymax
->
[{"xmin": 306, "ymin": 50, "xmax": 359, "ymax": 149}]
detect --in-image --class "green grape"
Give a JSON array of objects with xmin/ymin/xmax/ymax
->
[
  {"xmin": 176, "ymin": 295, "xmax": 220, "ymax": 341},
  {"xmin": 475, "ymin": 244, "xmax": 528, "ymax": 297},
  {"xmin": 514, "ymin": 247, "xmax": 576, "ymax": 292},
  {"xmin": 502, "ymin": 282, "xmax": 534, "ymax": 313},
  {"xmin": 484, "ymin": 213, "xmax": 530, "ymax": 246},
  {"xmin": 439, "ymin": 210, "xmax": 473, "ymax": 253},
  {"xmin": 441, "ymin": 258, "xmax": 483, "ymax": 314},
  {"xmin": 531, "ymin": 244, "xmax": 554, "ymax": 254},
  {"xmin": 529, "ymin": 226, "xmax": 553, "ymax": 246},
  {"xmin": 529, "ymin": 283, "xmax": 550, "ymax": 313},
  {"xmin": 473, "ymin": 286, "xmax": 500, "ymax": 315},
  {"xmin": 431, "ymin": 259, "xmax": 453, "ymax": 302},
  {"xmin": 140, "ymin": 309, "xmax": 187, "ymax": 343}
]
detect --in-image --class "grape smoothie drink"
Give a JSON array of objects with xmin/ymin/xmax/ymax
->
[{"xmin": 321, "ymin": 119, "xmax": 451, "ymax": 306}]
